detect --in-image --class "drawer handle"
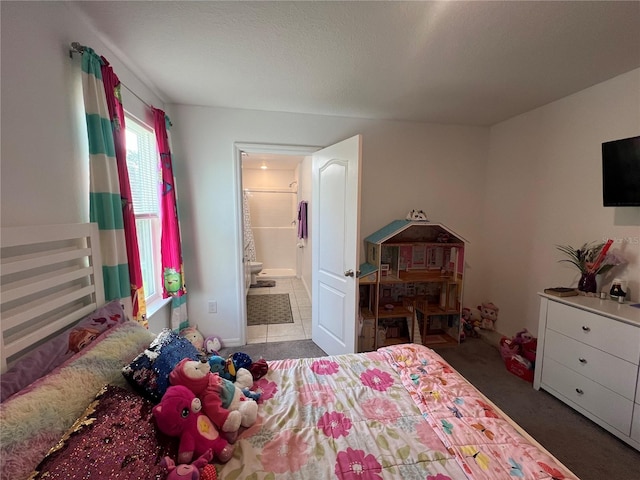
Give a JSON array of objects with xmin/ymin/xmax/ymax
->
[
  {"xmin": 581, "ymin": 326, "xmax": 591, "ymax": 332},
  {"xmin": 576, "ymin": 388, "xmax": 584, "ymax": 395},
  {"xmin": 578, "ymin": 358, "xmax": 587, "ymax": 364}
]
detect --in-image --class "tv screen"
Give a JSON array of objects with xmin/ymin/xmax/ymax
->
[{"xmin": 602, "ymin": 135, "xmax": 640, "ymax": 207}]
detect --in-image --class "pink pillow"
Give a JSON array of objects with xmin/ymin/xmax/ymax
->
[{"xmin": 1, "ymin": 300, "xmax": 127, "ymax": 402}]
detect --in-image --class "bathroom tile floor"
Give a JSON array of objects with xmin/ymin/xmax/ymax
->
[{"xmin": 246, "ymin": 277, "xmax": 311, "ymax": 344}]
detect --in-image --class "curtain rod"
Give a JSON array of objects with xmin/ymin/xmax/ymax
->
[{"xmin": 69, "ymin": 42, "xmax": 154, "ymax": 111}]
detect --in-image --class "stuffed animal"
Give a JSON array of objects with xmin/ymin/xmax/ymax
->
[
  {"xmin": 207, "ymin": 358, "xmax": 261, "ymax": 401},
  {"xmin": 406, "ymin": 209, "xmax": 428, "ymax": 221},
  {"xmin": 180, "ymin": 325, "xmax": 205, "ymax": 353},
  {"xmin": 513, "ymin": 328, "xmax": 537, "ymax": 363},
  {"xmin": 209, "ymin": 353, "xmax": 268, "ymax": 383},
  {"xmin": 161, "ymin": 449, "xmax": 218, "ymax": 480},
  {"xmin": 461, "ymin": 307, "xmax": 480, "ymax": 338},
  {"xmin": 204, "ymin": 335, "xmax": 222, "ymax": 355},
  {"xmin": 152, "ymin": 385, "xmax": 234, "ymax": 465},
  {"xmin": 477, "ymin": 302, "xmax": 499, "ymax": 331},
  {"xmin": 170, "ymin": 359, "xmax": 258, "ymax": 438}
]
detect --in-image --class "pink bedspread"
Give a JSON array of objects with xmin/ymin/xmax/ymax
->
[{"xmin": 217, "ymin": 343, "xmax": 577, "ymax": 479}]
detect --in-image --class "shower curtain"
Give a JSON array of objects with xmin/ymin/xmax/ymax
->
[{"xmin": 243, "ymin": 191, "xmax": 256, "ymax": 262}]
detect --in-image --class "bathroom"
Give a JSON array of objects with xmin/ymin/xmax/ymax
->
[{"xmin": 241, "ymin": 152, "xmax": 312, "ymax": 343}]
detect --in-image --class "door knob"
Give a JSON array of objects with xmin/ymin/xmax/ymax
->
[{"xmin": 344, "ymin": 269, "xmax": 354, "ymax": 277}]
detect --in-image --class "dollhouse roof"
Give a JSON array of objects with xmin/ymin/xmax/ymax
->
[{"xmin": 364, "ymin": 220, "xmax": 468, "ymax": 245}]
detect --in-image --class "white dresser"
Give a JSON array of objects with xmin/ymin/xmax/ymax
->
[{"xmin": 535, "ymin": 293, "xmax": 640, "ymax": 451}]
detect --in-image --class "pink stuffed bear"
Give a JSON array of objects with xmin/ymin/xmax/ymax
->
[
  {"xmin": 169, "ymin": 358, "xmax": 258, "ymax": 441},
  {"xmin": 152, "ymin": 385, "xmax": 234, "ymax": 465}
]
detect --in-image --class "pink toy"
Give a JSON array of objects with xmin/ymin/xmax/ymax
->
[
  {"xmin": 153, "ymin": 385, "xmax": 234, "ymax": 465},
  {"xmin": 162, "ymin": 449, "xmax": 218, "ymax": 480},
  {"xmin": 169, "ymin": 359, "xmax": 258, "ymax": 439},
  {"xmin": 513, "ymin": 328, "xmax": 538, "ymax": 363}
]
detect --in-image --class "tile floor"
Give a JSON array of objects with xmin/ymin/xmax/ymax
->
[{"xmin": 246, "ymin": 277, "xmax": 311, "ymax": 343}]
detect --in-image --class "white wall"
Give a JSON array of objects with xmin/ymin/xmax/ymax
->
[
  {"xmin": 484, "ymin": 69, "xmax": 640, "ymax": 337},
  {"xmin": 166, "ymin": 105, "xmax": 490, "ymax": 345},
  {"xmin": 1, "ymin": 2, "xmax": 171, "ymax": 331},
  {"xmin": 242, "ymin": 168, "xmax": 298, "ymax": 272}
]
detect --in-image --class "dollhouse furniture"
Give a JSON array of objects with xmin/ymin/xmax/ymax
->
[
  {"xmin": 358, "ymin": 220, "xmax": 466, "ymax": 351},
  {"xmin": 535, "ymin": 293, "xmax": 640, "ymax": 451}
]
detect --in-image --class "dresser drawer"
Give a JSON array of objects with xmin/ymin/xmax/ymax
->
[
  {"xmin": 546, "ymin": 301, "xmax": 640, "ymax": 364},
  {"xmin": 541, "ymin": 357, "xmax": 633, "ymax": 435},
  {"xmin": 544, "ymin": 329, "xmax": 638, "ymax": 400}
]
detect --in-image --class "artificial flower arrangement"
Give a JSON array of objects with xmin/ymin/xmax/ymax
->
[{"xmin": 556, "ymin": 239, "xmax": 625, "ymax": 293}]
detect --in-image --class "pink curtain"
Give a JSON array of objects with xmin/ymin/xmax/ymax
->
[
  {"xmin": 101, "ymin": 58, "xmax": 147, "ymax": 327},
  {"xmin": 153, "ymin": 107, "xmax": 188, "ymax": 330}
]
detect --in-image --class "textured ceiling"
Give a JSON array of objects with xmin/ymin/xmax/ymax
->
[{"xmin": 72, "ymin": 1, "xmax": 640, "ymax": 126}]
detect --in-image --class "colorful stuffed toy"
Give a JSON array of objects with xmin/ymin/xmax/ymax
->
[
  {"xmin": 477, "ymin": 302, "xmax": 499, "ymax": 331},
  {"xmin": 204, "ymin": 335, "xmax": 222, "ymax": 355},
  {"xmin": 152, "ymin": 385, "xmax": 234, "ymax": 465},
  {"xmin": 209, "ymin": 353, "xmax": 269, "ymax": 383},
  {"xmin": 513, "ymin": 328, "xmax": 537, "ymax": 363},
  {"xmin": 461, "ymin": 307, "xmax": 480, "ymax": 338},
  {"xmin": 206, "ymin": 356, "xmax": 261, "ymax": 401},
  {"xmin": 169, "ymin": 359, "xmax": 258, "ymax": 439},
  {"xmin": 161, "ymin": 449, "xmax": 218, "ymax": 480},
  {"xmin": 179, "ymin": 325, "xmax": 205, "ymax": 353}
]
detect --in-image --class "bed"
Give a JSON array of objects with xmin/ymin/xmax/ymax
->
[{"xmin": 0, "ymin": 223, "xmax": 579, "ymax": 480}]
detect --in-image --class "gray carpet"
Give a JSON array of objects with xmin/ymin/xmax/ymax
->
[
  {"xmin": 221, "ymin": 337, "xmax": 640, "ymax": 479},
  {"xmin": 246, "ymin": 294, "xmax": 293, "ymax": 325},
  {"xmin": 218, "ymin": 339, "xmax": 326, "ymax": 361}
]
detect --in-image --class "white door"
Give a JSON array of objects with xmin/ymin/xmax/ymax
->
[{"xmin": 311, "ymin": 135, "xmax": 362, "ymax": 356}]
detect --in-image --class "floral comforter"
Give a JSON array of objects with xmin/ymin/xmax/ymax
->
[{"xmin": 217, "ymin": 344, "xmax": 577, "ymax": 480}]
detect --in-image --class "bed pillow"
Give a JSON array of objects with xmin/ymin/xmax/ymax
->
[
  {"xmin": 122, "ymin": 329, "xmax": 201, "ymax": 403},
  {"xmin": 0, "ymin": 321, "xmax": 156, "ymax": 480},
  {"xmin": 30, "ymin": 384, "xmax": 179, "ymax": 479},
  {"xmin": 0, "ymin": 300, "xmax": 127, "ymax": 402}
]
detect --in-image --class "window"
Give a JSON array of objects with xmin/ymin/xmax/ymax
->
[{"xmin": 125, "ymin": 115, "xmax": 162, "ymax": 305}]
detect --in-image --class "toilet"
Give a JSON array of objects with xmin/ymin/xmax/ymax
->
[{"xmin": 249, "ymin": 261, "xmax": 263, "ymax": 285}]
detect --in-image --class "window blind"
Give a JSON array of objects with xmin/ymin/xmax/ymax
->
[{"xmin": 126, "ymin": 120, "xmax": 159, "ymax": 216}]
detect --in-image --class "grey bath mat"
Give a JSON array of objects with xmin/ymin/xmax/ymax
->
[
  {"xmin": 250, "ymin": 280, "xmax": 276, "ymax": 288},
  {"xmin": 247, "ymin": 293, "xmax": 293, "ymax": 326}
]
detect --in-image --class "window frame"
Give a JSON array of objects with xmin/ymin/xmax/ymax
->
[{"xmin": 124, "ymin": 113, "xmax": 163, "ymax": 307}]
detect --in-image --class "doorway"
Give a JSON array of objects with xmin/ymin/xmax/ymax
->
[
  {"xmin": 234, "ymin": 143, "xmax": 318, "ymax": 345},
  {"xmin": 234, "ymin": 136, "xmax": 362, "ymax": 354}
]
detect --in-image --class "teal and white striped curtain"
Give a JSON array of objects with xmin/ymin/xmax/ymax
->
[{"xmin": 81, "ymin": 48, "xmax": 131, "ymax": 315}]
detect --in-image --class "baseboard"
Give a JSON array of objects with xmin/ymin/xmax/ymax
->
[{"xmin": 478, "ymin": 329, "xmax": 504, "ymax": 350}]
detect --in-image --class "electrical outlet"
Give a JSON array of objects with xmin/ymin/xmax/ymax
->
[{"xmin": 208, "ymin": 301, "xmax": 217, "ymax": 313}]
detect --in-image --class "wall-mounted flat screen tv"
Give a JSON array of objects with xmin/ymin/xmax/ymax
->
[{"xmin": 602, "ymin": 135, "xmax": 640, "ymax": 207}]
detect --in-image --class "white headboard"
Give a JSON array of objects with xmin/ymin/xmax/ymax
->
[{"xmin": 1, "ymin": 223, "xmax": 105, "ymax": 373}]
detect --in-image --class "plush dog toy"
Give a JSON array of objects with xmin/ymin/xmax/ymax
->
[
  {"xmin": 170, "ymin": 359, "xmax": 258, "ymax": 440},
  {"xmin": 152, "ymin": 385, "xmax": 234, "ymax": 465},
  {"xmin": 161, "ymin": 449, "xmax": 218, "ymax": 480}
]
